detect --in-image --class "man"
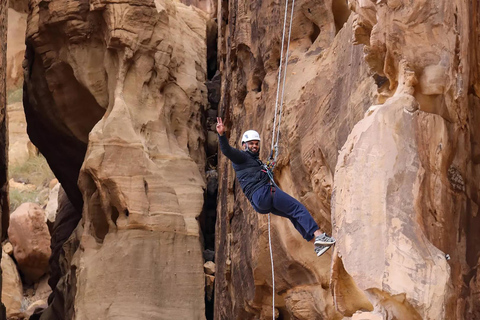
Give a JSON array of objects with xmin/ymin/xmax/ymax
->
[{"xmin": 216, "ymin": 117, "xmax": 335, "ymax": 256}]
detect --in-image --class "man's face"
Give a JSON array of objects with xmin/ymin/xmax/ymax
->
[{"xmin": 244, "ymin": 140, "xmax": 260, "ymax": 153}]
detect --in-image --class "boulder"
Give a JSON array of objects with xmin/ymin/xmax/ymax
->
[
  {"xmin": 204, "ymin": 261, "xmax": 215, "ymax": 275},
  {"xmin": 8, "ymin": 203, "xmax": 51, "ymax": 282},
  {"xmin": 3, "ymin": 241, "xmax": 13, "ymax": 255}
]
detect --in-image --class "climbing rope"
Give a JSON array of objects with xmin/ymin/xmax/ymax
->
[{"xmin": 267, "ymin": 0, "xmax": 296, "ymax": 317}]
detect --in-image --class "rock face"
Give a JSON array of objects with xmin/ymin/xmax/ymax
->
[
  {"xmin": 331, "ymin": 2, "xmax": 480, "ymax": 319},
  {"xmin": 216, "ymin": 1, "xmax": 480, "ymax": 320},
  {"xmin": 8, "ymin": 202, "xmax": 51, "ymax": 282},
  {"xmin": 0, "ymin": 1, "xmax": 8, "ymax": 317},
  {"xmin": 1, "ymin": 0, "xmax": 9, "ymax": 241},
  {"xmin": 6, "ymin": 7, "xmax": 26, "ymax": 92},
  {"xmin": 8, "ymin": 102, "xmax": 35, "ymax": 165},
  {"xmin": 11, "ymin": 0, "xmax": 480, "ymax": 319},
  {"xmin": 25, "ymin": 0, "xmax": 209, "ymax": 318},
  {"xmin": 1, "ymin": 250, "xmax": 23, "ymax": 319},
  {"xmin": 215, "ymin": 0, "xmax": 368, "ymax": 318}
]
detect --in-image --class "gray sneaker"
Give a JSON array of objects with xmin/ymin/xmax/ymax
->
[
  {"xmin": 314, "ymin": 233, "xmax": 336, "ymax": 246},
  {"xmin": 314, "ymin": 244, "xmax": 332, "ymax": 257}
]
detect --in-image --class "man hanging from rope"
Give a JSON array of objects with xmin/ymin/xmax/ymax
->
[{"xmin": 216, "ymin": 117, "xmax": 335, "ymax": 256}]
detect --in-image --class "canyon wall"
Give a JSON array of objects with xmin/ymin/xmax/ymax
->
[
  {"xmin": 2, "ymin": 0, "xmax": 479, "ymax": 318},
  {"xmin": 1, "ymin": 0, "xmax": 8, "ymax": 318},
  {"xmin": 23, "ymin": 0, "xmax": 209, "ymax": 318},
  {"xmin": 215, "ymin": 0, "xmax": 480, "ymax": 319}
]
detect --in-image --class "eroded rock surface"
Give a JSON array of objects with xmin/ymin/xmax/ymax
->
[
  {"xmin": 6, "ymin": 7, "xmax": 26, "ymax": 92},
  {"xmin": 215, "ymin": 0, "xmax": 372, "ymax": 318},
  {"xmin": 8, "ymin": 202, "xmax": 51, "ymax": 282},
  {"xmin": 25, "ymin": 0, "xmax": 209, "ymax": 317},
  {"xmin": 216, "ymin": 0, "xmax": 480, "ymax": 319},
  {"xmin": 331, "ymin": 1, "xmax": 480, "ymax": 319},
  {"xmin": 1, "ymin": 250, "xmax": 23, "ymax": 319}
]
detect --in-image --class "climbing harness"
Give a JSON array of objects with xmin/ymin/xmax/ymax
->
[{"xmin": 266, "ymin": 0, "xmax": 296, "ymax": 316}]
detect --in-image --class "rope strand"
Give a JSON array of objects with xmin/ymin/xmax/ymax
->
[
  {"xmin": 270, "ymin": 0, "xmax": 291, "ymax": 153},
  {"xmin": 267, "ymin": 0, "xmax": 295, "ymax": 318},
  {"xmin": 275, "ymin": 0, "xmax": 295, "ymax": 154}
]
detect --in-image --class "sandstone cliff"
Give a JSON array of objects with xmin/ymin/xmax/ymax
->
[
  {"xmin": 1, "ymin": 0, "xmax": 479, "ymax": 319},
  {"xmin": 23, "ymin": 0, "xmax": 209, "ymax": 317},
  {"xmin": 1, "ymin": 0, "xmax": 9, "ymax": 318},
  {"xmin": 216, "ymin": 0, "xmax": 480, "ymax": 319}
]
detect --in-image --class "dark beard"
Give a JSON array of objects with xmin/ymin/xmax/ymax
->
[{"xmin": 246, "ymin": 148, "xmax": 260, "ymax": 157}]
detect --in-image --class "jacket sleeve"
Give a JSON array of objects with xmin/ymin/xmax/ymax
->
[{"xmin": 218, "ymin": 134, "xmax": 247, "ymax": 164}]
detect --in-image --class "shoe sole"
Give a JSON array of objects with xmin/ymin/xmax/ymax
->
[
  {"xmin": 316, "ymin": 245, "xmax": 332, "ymax": 257},
  {"xmin": 315, "ymin": 240, "xmax": 336, "ymax": 246}
]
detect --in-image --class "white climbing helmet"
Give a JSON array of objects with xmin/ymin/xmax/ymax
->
[{"xmin": 241, "ymin": 130, "xmax": 261, "ymax": 143}]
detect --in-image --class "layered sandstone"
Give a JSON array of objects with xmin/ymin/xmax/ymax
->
[
  {"xmin": 6, "ymin": 0, "xmax": 480, "ymax": 319},
  {"xmin": 215, "ymin": 0, "xmax": 370, "ymax": 318},
  {"xmin": 1, "ymin": 250, "xmax": 23, "ymax": 319},
  {"xmin": 0, "ymin": 0, "xmax": 8, "ymax": 317},
  {"xmin": 24, "ymin": 0, "xmax": 209, "ymax": 317},
  {"xmin": 331, "ymin": 2, "xmax": 480, "ymax": 319},
  {"xmin": 6, "ymin": 7, "xmax": 26, "ymax": 92},
  {"xmin": 216, "ymin": 0, "xmax": 480, "ymax": 319}
]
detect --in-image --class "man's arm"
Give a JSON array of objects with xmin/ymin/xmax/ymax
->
[{"xmin": 217, "ymin": 117, "xmax": 247, "ymax": 164}]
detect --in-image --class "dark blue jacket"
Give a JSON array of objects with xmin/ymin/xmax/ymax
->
[{"xmin": 218, "ymin": 134, "xmax": 271, "ymax": 200}]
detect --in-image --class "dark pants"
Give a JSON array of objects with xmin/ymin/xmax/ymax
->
[{"xmin": 250, "ymin": 184, "xmax": 319, "ymax": 241}]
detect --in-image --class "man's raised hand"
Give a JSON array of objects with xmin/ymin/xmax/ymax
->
[{"xmin": 216, "ymin": 117, "xmax": 226, "ymax": 135}]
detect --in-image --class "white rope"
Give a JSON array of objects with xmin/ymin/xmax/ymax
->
[
  {"xmin": 268, "ymin": 0, "xmax": 296, "ymax": 318},
  {"xmin": 275, "ymin": 0, "xmax": 295, "ymax": 149},
  {"xmin": 270, "ymin": 0, "xmax": 291, "ymax": 153},
  {"xmin": 268, "ymin": 213, "xmax": 275, "ymax": 319}
]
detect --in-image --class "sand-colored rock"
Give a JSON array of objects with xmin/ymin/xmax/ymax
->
[
  {"xmin": 8, "ymin": 202, "xmax": 51, "ymax": 282},
  {"xmin": 204, "ymin": 261, "xmax": 215, "ymax": 275},
  {"xmin": 3, "ymin": 241, "xmax": 13, "ymax": 255},
  {"xmin": 332, "ymin": 87, "xmax": 450, "ymax": 319},
  {"xmin": 9, "ymin": 178, "xmax": 36, "ymax": 192},
  {"xmin": 205, "ymin": 274, "xmax": 214, "ymax": 301},
  {"xmin": 8, "ymin": 102, "xmax": 37, "ymax": 165},
  {"xmin": 215, "ymin": 0, "xmax": 370, "ymax": 318},
  {"xmin": 1, "ymin": 2, "xmax": 9, "ymax": 318},
  {"xmin": 1, "ymin": 0, "xmax": 9, "ymax": 248},
  {"xmin": 1, "ymin": 251, "xmax": 23, "ymax": 318},
  {"xmin": 25, "ymin": 0, "xmax": 209, "ymax": 316},
  {"xmin": 330, "ymin": 1, "xmax": 480, "ymax": 319},
  {"xmin": 216, "ymin": 0, "xmax": 480, "ymax": 319},
  {"xmin": 44, "ymin": 182, "xmax": 60, "ymax": 223},
  {"xmin": 6, "ymin": 8, "xmax": 27, "ymax": 91},
  {"xmin": 25, "ymin": 299, "xmax": 48, "ymax": 318}
]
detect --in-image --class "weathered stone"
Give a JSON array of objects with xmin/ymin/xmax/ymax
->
[
  {"xmin": 330, "ymin": 1, "xmax": 479, "ymax": 319},
  {"xmin": 3, "ymin": 241, "xmax": 13, "ymax": 255},
  {"xmin": 1, "ymin": 0, "xmax": 10, "ymax": 248},
  {"xmin": 205, "ymin": 274, "xmax": 214, "ymax": 302},
  {"xmin": 204, "ymin": 261, "xmax": 215, "ymax": 275},
  {"xmin": 351, "ymin": 311, "xmax": 383, "ymax": 320},
  {"xmin": 26, "ymin": 0, "xmax": 209, "ymax": 317},
  {"xmin": 215, "ymin": 1, "xmax": 370, "ymax": 318},
  {"xmin": 1, "ymin": 0, "xmax": 9, "ymax": 317},
  {"xmin": 1, "ymin": 251, "xmax": 23, "ymax": 318},
  {"xmin": 44, "ymin": 182, "xmax": 61, "ymax": 223},
  {"xmin": 203, "ymin": 249, "xmax": 215, "ymax": 262},
  {"xmin": 8, "ymin": 202, "xmax": 51, "ymax": 282},
  {"xmin": 25, "ymin": 299, "xmax": 48, "ymax": 318},
  {"xmin": 42, "ymin": 185, "xmax": 81, "ymax": 320},
  {"xmin": 6, "ymin": 8, "xmax": 26, "ymax": 91},
  {"xmin": 9, "ymin": 178, "xmax": 36, "ymax": 192},
  {"xmin": 8, "ymin": 102, "xmax": 31, "ymax": 165}
]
